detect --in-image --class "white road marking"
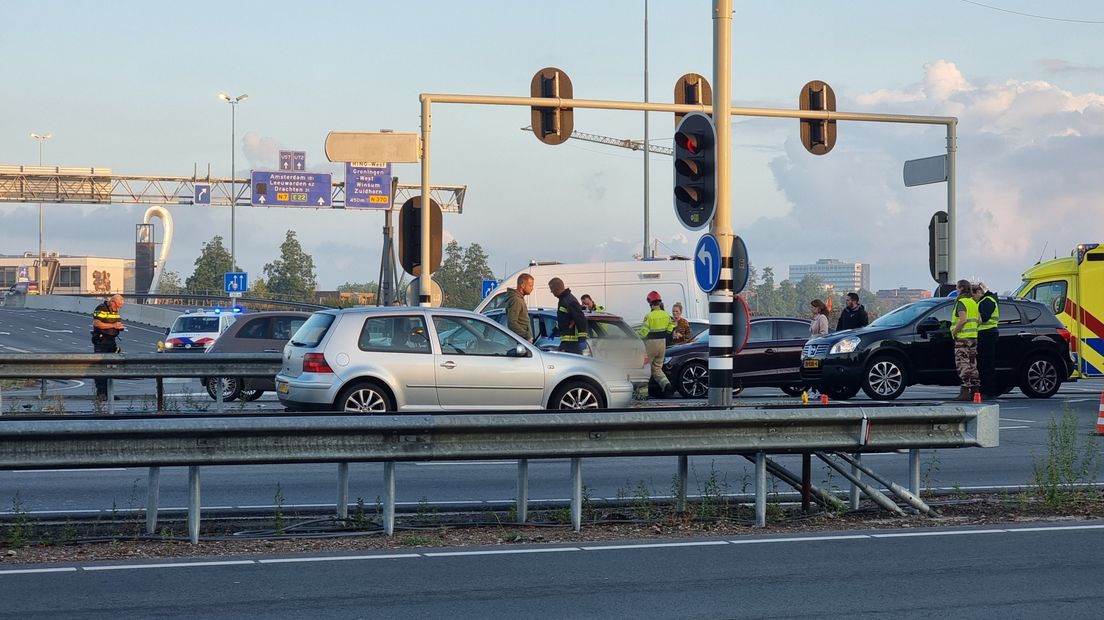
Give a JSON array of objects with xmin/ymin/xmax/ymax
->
[
  {"xmin": 34, "ymin": 327, "xmax": 73, "ymax": 333},
  {"xmin": 8, "ymin": 468, "xmax": 127, "ymax": 473},
  {"xmin": 0, "ymin": 345, "xmax": 30, "ymax": 352},
  {"xmin": 413, "ymin": 461, "xmax": 516, "ymax": 466},
  {"xmin": 3, "ymin": 523, "xmax": 1104, "ymax": 575},
  {"xmin": 999, "ymin": 425, "xmax": 1031, "ymax": 430},
  {"xmin": 1000, "ymin": 417, "xmax": 1034, "ymax": 423}
]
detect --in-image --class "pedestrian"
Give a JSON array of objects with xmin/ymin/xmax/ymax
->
[
  {"xmin": 837, "ymin": 292, "xmax": 870, "ymax": 331},
  {"xmin": 548, "ymin": 277, "xmax": 588, "ymax": 354},
  {"xmin": 637, "ymin": 291, "xmax": 676, "ymax": 396},
  {"xmin": 951, "ymin": 279, "xmax": 980, "ymax": 401},
  {"xmin": 505, "ymin": 273, "xmax": 534, "ymax": 343},
  {"xmin": 91, "ymin": 293, "xmax": 125, "ymax": 400},
  {"xmin": 670, "ymin": 301, "xmax": 692, "ymax": 345},
  {"xmin": 809, "ymin": 299, "xmax": 830, "ymax": 337},
  {"xmin": 580, "ymin": 294, "xmax": 604, "ymax": 313},
  {"xmin": 974, "ymin": 282, "xmax": 999, "ymax": 399}
]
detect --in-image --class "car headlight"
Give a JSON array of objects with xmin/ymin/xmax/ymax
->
[
  {"xmin": 829, "ymin": 336, "xmax": 861, "ymax": 355},
  {"xmin": 663, "ymin": 357, "xmax": 672, "ymax": 365}
]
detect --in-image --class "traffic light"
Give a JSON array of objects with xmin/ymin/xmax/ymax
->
[
  {"xmin": 672, "ymin": 113, "xmax": 717, "ymax": 231},
  {"xmin": 928, "ymin": 210, "xmax": 950, "ymax": 284},
  {"xmin": 673, "ymin": 73, "xmax": 712, "ymax": 128},
  {"xmin": 530, "ymin": 67, "xmax": 574, "ymax": 145},
  {"xmin": 798, "ymin": 80, "xmax": 836, "ymax": 155},
  {"xmin": 398, "ymin": 196, "xmax": 443, "ymax": 277}
]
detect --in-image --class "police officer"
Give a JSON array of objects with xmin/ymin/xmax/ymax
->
[
  {"xmin": 950, "ymin": 280, "xmax": 979, "ymax": 401},
  {"xmin": 637, "ymin": 291, "xmax": 675, "ymax": 397},
  {"xmin": 91, "ymin": 294, "xmax": 125, "ymax": 399},
  {"xmin": 973, "ymin": 282, "xmax": 999, "ymax": 399},
  {"xmin": 548, "ymin": 277, "xmax": 588, "ymax": 355}
]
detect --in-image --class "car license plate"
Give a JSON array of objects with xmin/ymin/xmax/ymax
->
[
  {"xmin": 803, "ymin": 359, "xmax": 820, "ymax": 369},
  {"xmin": 277, "ymin": 381, "xmax": 289, "ymax": 394}
]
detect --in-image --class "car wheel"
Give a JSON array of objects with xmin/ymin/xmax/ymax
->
[
  {"xmin": 825, "ymin": 384, "xmax": 861, "ymax": 400},
  {"xmin": 243, "ymin": 389, "xmax": 264, "ymax": 402},
  {"xmin": 205, "ymin": 377, "xmax": 243, "ymax": 402},
  {"xmin": 731, "ymin": 384, "xmax": 744, "ymax": 397},
  {"xmin": 780, "ymin": 386, "xmax": 805, "ymax": 397},
  {"xmin": 1019, "ymin": 354, "xmax": 1061, "ymax": 399},
  {"xmin": 861, "ymin": 356, "xmax": 907, "ymax": 400},
  {"xmin": 676, "ymin": 361, "xmax": 708, "ymax": 398},
  {"xmin": 549, "ymin": 380, "xmax": 605, "ymax": 410},
  {"xmin": 337, "ymin": 381, "xmax": 393, "ymax": 413}
]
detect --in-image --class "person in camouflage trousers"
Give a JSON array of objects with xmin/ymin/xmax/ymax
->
[{"xmin": 950, "ymin": 279, "xmax": 980, "ymax": 401}]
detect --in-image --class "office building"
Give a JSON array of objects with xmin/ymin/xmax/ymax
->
[{"xmin": 788, "ymin": 258, "xmax": 870, "ymax": 293}]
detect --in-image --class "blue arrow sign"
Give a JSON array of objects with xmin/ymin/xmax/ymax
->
[
  {"xmin": 345, "ymin": 162, "xmax": 393, "ymax": 209},
  {"xmin": 278, "ymin": 150, "xmax": 306, "ymax": 171},
  {"xmin": 694, "ymin": 233, "xmax": 721, "ymax": 293},
  {"xmin": 481, "ymin": 279, "xmax": 498, "ymax": 300},
  {"xmin": 224, "ymin": 272, "xmax": 248, "ymax": 294},
  {"xmin": 250, "ymin": 171, "xmax": 332, "ymax": 207},
  {"xmin": 194, "ymin": 183, "xmax": 210, "ymax": 205}
]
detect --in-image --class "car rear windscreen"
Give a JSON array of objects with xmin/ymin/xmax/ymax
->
[{"xmin": 290, "ymin": 313, "xmax": 336, "ymax": 347}]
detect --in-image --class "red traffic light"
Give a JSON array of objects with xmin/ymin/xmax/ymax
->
[{"xmin": 674, "ymin": 131, "xmax": 700, "ymax": 155}]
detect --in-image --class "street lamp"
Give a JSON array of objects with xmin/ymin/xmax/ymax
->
[
  {"xmin": 30, "ymin": 132, "xmax": 52, "ymax": 293},
  {"xmin": 218, "ymin": 92, "xmax": 248, "ymax": 274}
]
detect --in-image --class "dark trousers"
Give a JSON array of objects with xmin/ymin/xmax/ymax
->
[
  {"xmin": 92, "ymin": 337, "xmax": 118, "ymax": 396},
  {"xmin": 977, "ymin": 329, "xmax": 998, "ymax": 396},
  {"xmin": 558, "ymin": 340, "xmax": 585, "ymax": 355}
]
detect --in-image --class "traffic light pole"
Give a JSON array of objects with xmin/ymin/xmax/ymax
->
[
  {"xmin": 419, "ymin": 96, "xmax": 433, "ymax": 306},
  {"xmin": 708, "ymin": 0, "xmax": 734, "ymax": 407}
]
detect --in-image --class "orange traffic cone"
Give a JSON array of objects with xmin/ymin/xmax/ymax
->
[
  {"xmin": 1096, "ymin": 393, "xmax": 1104, "ymax": 436},
  {"xmin": 820, "ymin": 393, "xmax": 829, "ymax": 405},
  {"xmin": 973, "ymin": 391, "xmax": 982, "ymax": 403}
]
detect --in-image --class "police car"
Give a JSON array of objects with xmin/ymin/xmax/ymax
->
[{"xmin": 160, "ymin": 307, "xmax": 242, "ymax": 352}]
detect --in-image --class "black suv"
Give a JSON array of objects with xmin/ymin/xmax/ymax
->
[{"xmin": 800, "ymin": 297, "xmax": 1073, "ymax": 400}]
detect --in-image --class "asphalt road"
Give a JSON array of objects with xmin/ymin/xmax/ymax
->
[
  {"xmin": 3, "ymin": 523, "xmax": 1103, "ymax": 619},
  {"xmin": 2, "ymin": 305, "xmax": 1103, "ymax": 517}
]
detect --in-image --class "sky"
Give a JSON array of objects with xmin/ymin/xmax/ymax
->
[{"xmin": 2, "ymin": 0, "xmax": 1103, "ymax": 294}]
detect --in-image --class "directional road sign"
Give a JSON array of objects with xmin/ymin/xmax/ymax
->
[
  {"xmin": 694, "ymin": 233, "xmax": 721, "ymax": 293},
  {"xmin": 345, "ymin": 162, "xmax": 393, "ymax": 208},
  {"xmin": 481, "ymin": 279, "xmax": 498, "ymax": 300},
  {"xmin": 194, "ymin": 183, "xmax": 211, "ymax": 205},
  {"xmin": 250, "ymin": 171, "xmax": 332, "ymax": 207},
  {"xmin": 279, "ymin": 150, "xmax": 306, "ymax": 171},
  {"xmin": 224, "ymin": 272, "xmax": 248, "ymax": 296}
]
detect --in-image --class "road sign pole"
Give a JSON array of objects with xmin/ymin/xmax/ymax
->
[
  {"xmin": 419, "ymin": 96, "xmax": 432, "ymax": 306},
  {"xmin": 708, "ymin": 0, "xmax": 734, "ymax": 407},
  {"xmin": 946, "ymin": 121, "xmax": 957, "ymax": 283}
]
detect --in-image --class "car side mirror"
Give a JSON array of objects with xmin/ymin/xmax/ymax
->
[
  {"xmin": 917, "ymin": 316, "xmax": 940, "ymax": 336},
  {"xmin": 509, "ymin": 344, "xmax": 531, "ymax": 358},
  {"xmin": 165, "ymin": 327, "xmax": 171, "ymax": 335}
]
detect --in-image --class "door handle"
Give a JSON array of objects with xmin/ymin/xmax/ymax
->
[
  {"xmin": 1016, "ymin": 332, "xmax": 1032, "ymax": 337},
  {"xmin": 764, "ymin": 348, "xmax": 775, "ymax": 354},
  {"xmin": 440, "ymin": 361, "xmax": 456, "ymax": 369}
]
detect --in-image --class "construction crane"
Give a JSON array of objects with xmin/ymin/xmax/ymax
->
[{"xmin": 520, "ymin": 127, "xmax": 673, "ymax": 156}]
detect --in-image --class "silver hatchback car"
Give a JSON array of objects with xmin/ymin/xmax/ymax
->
[{"xmin": 275, "ymin": 307, "xmax": 635, "ymax": 412}]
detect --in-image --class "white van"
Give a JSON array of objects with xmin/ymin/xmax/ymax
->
[{"xmin": 476, "ymin": 259, "xmax": 708, "ymax": 322}]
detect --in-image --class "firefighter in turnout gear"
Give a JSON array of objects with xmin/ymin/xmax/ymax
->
[
  {"xmin": 91, "ymin": 293, "xmax": 126, "ymax": 399},
  {"xmin": 638, "ymin": 291, "xmax": 675, "ymax": 397},
  {"xmin": 547, "ymin": 277, "xmax": 589, "ymax": 355}
]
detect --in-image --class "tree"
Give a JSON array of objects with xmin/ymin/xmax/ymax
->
[
  {"xmin": 157, "ymin": 269, "xmax": 183, "ymax": 294},
  {"xmin": 263, "ymin": 230, "xmax": 318, "ymax": 303},
  {"xmin": 337, "ymin": 281, "xmax": 379, "ymax": 293},
  {"xmin": 185, "ymin": 235, "xmax": 237, "ymax": 293},
  {"xmin": 433, "ymin": 240, "xmax": 495, "ymax": 310},
  {"xmin": 251, "ymin": 276, "xmax": 269, "ymax": 298}
]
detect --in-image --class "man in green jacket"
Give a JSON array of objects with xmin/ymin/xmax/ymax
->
[{"xmin": 504, "ymin": 273, "xmax": 534, "ymax": 343}]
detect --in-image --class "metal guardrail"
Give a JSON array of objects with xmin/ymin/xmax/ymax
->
[
  {"xmin": 61, "ymin": 293, "xmax": 331, "ymax": 312},
  {"xmin": 0, "ymin": 352, "xmax": 282, "ymax": 380},
  {"xmin": 0, "ymin": 404, "xmax": 999, "ymax": 542}
]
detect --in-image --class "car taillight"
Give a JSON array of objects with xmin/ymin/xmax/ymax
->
[
  {"xmin": 1056, "ymin": 328, "xmax": 1072, "ymax": 344},
  {"xmin": 303, "ymin": 353, "xmax": 333, "ymax": 373}
]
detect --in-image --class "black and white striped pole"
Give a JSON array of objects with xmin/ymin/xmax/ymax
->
[{"xmin": 709, "ymin": 0, "xmax": 734, "ymax": 406}]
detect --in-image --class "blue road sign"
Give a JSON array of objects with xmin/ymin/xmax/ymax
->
[
  {"xmin": 345, "ymin": 162, "xmax": 393, "ymax": 209},
  {"xmin": 279, "ymin": 150, "xmax": 306, "ymax": 171},
  {"xmin": 481, "ymin": 279, "xmax": 498, "ymax": 300},
  {"xmin": 250, "ymin": 171, "xmax": 332, "ymax": 207},
  {"xmin": 224, "ymin": 272, "xmax": 248, "ymax": 294},
  {"xmin": 194, "ymin": 183, "xmax": 211, "ymax": 205},
  {"xmin": 694, "ymin": 233, "xmax": 721, "ymax": 293}
]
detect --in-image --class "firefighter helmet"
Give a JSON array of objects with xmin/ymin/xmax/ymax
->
[{"xmin": 646, "ymin": 291, "xmax": 662, "ymax": 304}]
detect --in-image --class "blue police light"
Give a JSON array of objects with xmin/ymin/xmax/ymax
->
[{"xmin": 213, "ymin": 307, "xmax": 222, "ymax": 314}]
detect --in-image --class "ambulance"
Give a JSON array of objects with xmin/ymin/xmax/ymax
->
[{"xmin": 1014, "ymin": 243, "xmax": 1104, "ymax": 378}]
